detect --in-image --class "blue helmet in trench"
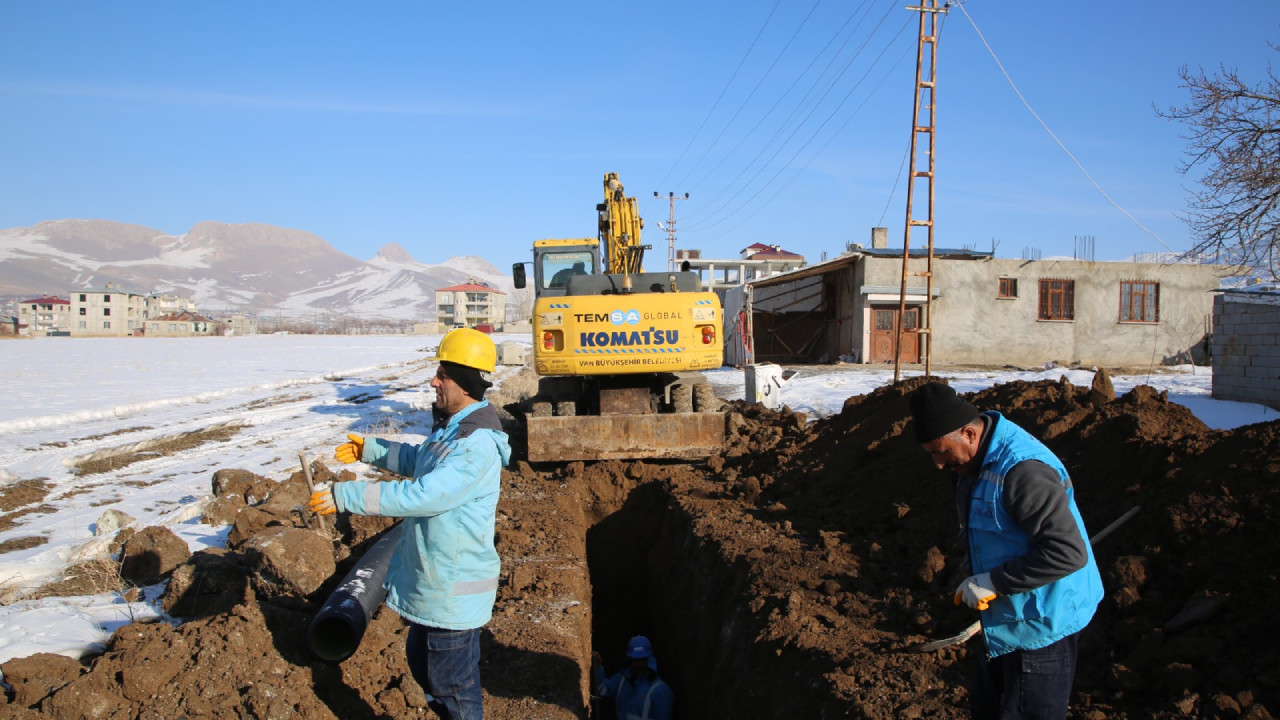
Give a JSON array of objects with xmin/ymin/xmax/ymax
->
[{"xmin": 625, "ymin": 635, "xmax": 653, "ymax": 659}]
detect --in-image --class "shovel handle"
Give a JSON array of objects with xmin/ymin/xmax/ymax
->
[
  {"xmin": 299, "ymin": 451, "xmax": 330, "ymax": 534},
  {"xmin": 1087, "ymin": 505, "xmax": 1140, "ymax": 546}
]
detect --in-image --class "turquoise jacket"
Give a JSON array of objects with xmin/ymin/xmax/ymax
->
[
  {"xmin": 333, "ymin": 399, "xmax": 510, "ymax": 630},
  {"xmin": 968, "ymin": 412, "xmax": 1104, "ymax": 658}
]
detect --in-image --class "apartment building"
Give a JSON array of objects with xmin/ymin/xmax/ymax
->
[
  {"xmin": 69, "ymin": 284, "xmax": 206, "ymax": 337},
  {"xmin": 435, "ymin": 281, "xmax": 506, "ymax": 332},
  {"xmin": 17, "ymin": 296, "xmax": 72, "ymax": 335},
  {"xmin": 70, "ymin": 284, "xmax": 145, "ymax": 336}
]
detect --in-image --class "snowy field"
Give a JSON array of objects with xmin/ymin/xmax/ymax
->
[{"xmin": 0, "ymin": 333, "xmax": 1273, "ymax": 671}]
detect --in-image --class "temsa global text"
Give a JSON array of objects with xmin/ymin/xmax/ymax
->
[{"xmin": 572, "ymin": 310, "xmax": 684, "ymax": 324}]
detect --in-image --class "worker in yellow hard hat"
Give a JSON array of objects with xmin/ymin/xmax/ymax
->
[{"xmin": 310, "ymin": 327, "xmax": 508, "ymax": 719}]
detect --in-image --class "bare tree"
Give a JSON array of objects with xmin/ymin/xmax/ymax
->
[{"xmin": 1159, "ymin": 44, "xmax": 1280, "ymax": 280}]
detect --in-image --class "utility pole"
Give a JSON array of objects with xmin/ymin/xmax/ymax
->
[
  {"xmin": 654, "ymin": 191, "xmax": 690, "ymax": 271},
  {"xmin": 895, "ymin": 0, "xmax": 947, "ymax": 383}
]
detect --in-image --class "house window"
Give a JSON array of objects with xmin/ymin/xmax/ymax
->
[
  {"xmin": 103, "ymin": 308, "xmax": 111, "ymax": 316},
  {"xmin": 103, "ymin": 295, "xmax": 110, "ymax": 302},
  {"xmin": 103, "ymin": 321, "xmax": 111, "ymax": 329},
  {"xmin": 1120, "ymin": 281, "xmax": 1159, "ymax": 323},
  {"xmin": 79, "ymin": 307, "xmax": 86, "ymax": 315},
  {"xmin": 78, "ymin": 321, "xmax": 86, "ymax": 329},
  {"xmin": 79, "ymin": 294, "xmax": 87, "ymax": 302},
  {"xmin": 998, "ymin": 277, "xmax": 1018, "ymax": 299},
  {"xmin": 1038, "ymin": 279, "xmax": 1075, "ymax": 321}
]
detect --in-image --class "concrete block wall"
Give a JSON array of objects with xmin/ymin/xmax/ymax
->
[{"xmin": 1211, "ymin": 293, "xmax": 1280, "ymax": 411}]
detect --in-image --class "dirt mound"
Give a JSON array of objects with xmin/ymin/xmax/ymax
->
[{"xmin": 2, "ymin": 377, "xmax": 1276, "ymax": 719}]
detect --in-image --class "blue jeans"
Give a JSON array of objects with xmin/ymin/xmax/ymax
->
[
  {"xmin": 406, "ymin": 624, "xmax": 483, "ymax": 720},
  {"xmin": 970, "ymin": 631, "xmax": 1079, "ymax": 720}
]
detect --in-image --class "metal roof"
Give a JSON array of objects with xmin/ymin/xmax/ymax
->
[{"xmin": 746, "ymin": 247, "xmax": 992, "ymax": 288}]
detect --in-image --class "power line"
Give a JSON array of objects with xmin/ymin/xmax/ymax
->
[
  {"xmin": 952, "ymin": 2, "xmax": 1174, "ymax": 252},
  {"xmin": 698, "ymin": 40, "xmax": 915, "ymax": 243},
  {"xmin": 654, "ymin": 0, "xmax": 785, "ymax": 194},
  {"xmin": 696, "ymin": 36, "xmax": 915, "ymax": 242},
  {"xmin": 655, "ymin": 2, "xmax": 909, "ymax": 234},
  {"xmin": 687, "ymin": 13, "xmax": 912, "ymax": 236},
  {"xmin": 681, "ymin": 2, "xmax": 884, "ymax": 218},
  {"xmin": 671, "ymin": 1, "xmax": 824, "ymax": 192}
]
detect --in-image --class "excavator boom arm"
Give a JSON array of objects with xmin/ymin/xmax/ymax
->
[{"xmin": 598, "ymin": 172, "xmax": 646, "ymax": 275}]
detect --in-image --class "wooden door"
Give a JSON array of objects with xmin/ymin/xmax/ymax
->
[{"xmin": 870, "ymin": 306, "xmax": 920, "ymax": 363}]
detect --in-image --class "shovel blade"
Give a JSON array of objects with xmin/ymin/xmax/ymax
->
[{"xmin": 911, "ymin": 620, "xmax": 981, "ymax": 652}]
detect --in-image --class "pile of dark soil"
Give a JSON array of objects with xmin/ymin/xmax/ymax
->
[{"xmin": 1, "ymin": 376, "xmax": 1276, "ymax": 719}]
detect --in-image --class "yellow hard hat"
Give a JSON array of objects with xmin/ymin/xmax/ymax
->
[{"xmin": 438, "ymin": 327, "xmax": 497, "ymax": 373}]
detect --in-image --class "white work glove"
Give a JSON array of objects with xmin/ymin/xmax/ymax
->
[{"xmin": 954, "ymin": 572, "xmax": 998, "ymax": 610}]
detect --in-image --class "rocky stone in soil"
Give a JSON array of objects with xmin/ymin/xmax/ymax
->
[
  {"xmin": 0, "ymin": 653, "xmax": 83, "ymax": 709},
  {"xmin": 209, "ymin": 468, "xmax": 276, "ymax": 505},
  {"xmin": 241, "ymin": 526, "xmax": 336, "ymax": 602},
  {"xmin": 118, "ymin": 525, "xmax": 191, "ymax": 586},
  {"xmin": 161, "ymin": 548, "xmax": 249, "ymax": 618}
]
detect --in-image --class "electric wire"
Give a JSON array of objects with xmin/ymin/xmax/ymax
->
[
  {"xmin": 879, "ymin": 138, "xmax": 912, "ymax": 228},
  {"xmin": 954, "ymin": 2, "xmax": 1175, "ymax": 252},
  {"xmin": 682, "ymin": 2, "xmax": 884, "ymax": 221},
  {"xmin": 654, "ymin": 2, "xmax": 905, "ymax": 231},
  {"xmin": 688, "ymin": 14, "xmax": 912, "ymax": 236},
  {"xmin": 683, "ymin": 6, "xmax": 904, "ymax": 230},
  {"xmin": 653, "ymin": 0, "xmax": 784, "ymax": 196},
  {"xmin": 685, "ymin": 6, "xmax": 903, "ymax": 229},
  {"xmin": 699, "ymin": 33, "xmax": 915, "ymax": 241},
  {"xmin": 671, "ymin": 1, "xmax": 825, "ymax": 192}
]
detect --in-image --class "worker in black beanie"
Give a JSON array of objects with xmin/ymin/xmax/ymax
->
[
  {"xmin": 909, "ymin": 381, "xmax": 979, "ymax": 443},
  {"xmin": 907, "ymin": 380, "xmax": 1102, "ymax": 720},
  {"xmin": 439, "ymin": 360, "xmax": 492, "ymax": 400}
]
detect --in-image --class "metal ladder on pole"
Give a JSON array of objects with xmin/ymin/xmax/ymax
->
[{"xmin": 895, "ymin": 0, "xmax": 946, "ymax": 383}]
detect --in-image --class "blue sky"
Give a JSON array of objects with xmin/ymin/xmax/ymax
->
[{"xmin": 2, "ymin": 1, "xmax": 1277, "ymax": 270}]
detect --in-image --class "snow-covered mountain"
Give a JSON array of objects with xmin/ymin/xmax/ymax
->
[{"xmin": 0, "ymin": 220, "xmax": 516, "ymax": 321}]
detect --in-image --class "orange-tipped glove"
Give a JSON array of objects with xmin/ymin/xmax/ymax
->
[
  {"xmin": 955, "ymin": 572, "xmax": 998, "ymax": 610},
  {"xmin": 308, "ymin": 487, "xmax": 337, "ymax": 516},
  {"xmin": 334, "ymin": 433, "xmax": 365, "ymax": 464}
]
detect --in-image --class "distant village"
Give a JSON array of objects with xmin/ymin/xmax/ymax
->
[
  {"xmin": 4, "ymin": 277, "xmax": 513, "ymax": 338},
  {"xmin": 3, "ymin": 243, "xmax": 808, "ymax": 339}
]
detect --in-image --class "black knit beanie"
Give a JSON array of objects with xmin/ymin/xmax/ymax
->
[
  {"xmin": 439, "ymin": 361, "xmax": 492, "ymax": 400},
  {"xmin": 909, "ymin": 382, "xmax": 979, "ymax": 443}
]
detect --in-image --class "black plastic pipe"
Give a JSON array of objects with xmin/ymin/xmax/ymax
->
[{"xmin": 307, "ymin": 523, "xmax": 403, "ymax": 662}]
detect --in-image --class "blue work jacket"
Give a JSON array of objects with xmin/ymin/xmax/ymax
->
[
  {"xmin": 333, "ymin": 399, "xmax": 510, "ymax": 630},
  {"xmin": 594, "ymin": 658, "xmax": 674, "ymax": 720},
  {"xmin": 969, "ymin": 412, "xmax": 1104, "ymax": 658}
]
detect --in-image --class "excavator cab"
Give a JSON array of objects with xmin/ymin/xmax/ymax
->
[{"xmin": 514, "ymin": 238, "xmax": 601, "ymax": 299}]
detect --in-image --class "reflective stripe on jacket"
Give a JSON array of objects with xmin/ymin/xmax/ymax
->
[
  {"xmin": 969, "ymin": 411, "xmax": 1104, "ymax": 658},
  {"xmin": 333, "ymin": 399, "xmax": 511, "ymax": 630}
]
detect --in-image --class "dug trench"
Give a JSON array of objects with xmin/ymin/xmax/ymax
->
[{"xmin": 2, "ymin": 374, "xmax": 1278, "ymax": 719}]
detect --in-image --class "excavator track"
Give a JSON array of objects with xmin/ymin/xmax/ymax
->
[{"xmin": 525, "ymin": 412, "xmax": 725, "ymax": 462}]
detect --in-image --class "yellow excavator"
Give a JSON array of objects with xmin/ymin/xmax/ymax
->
[{"xmin": 513, "ymin": 172, "xmax": 724, "ymax": 462}]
